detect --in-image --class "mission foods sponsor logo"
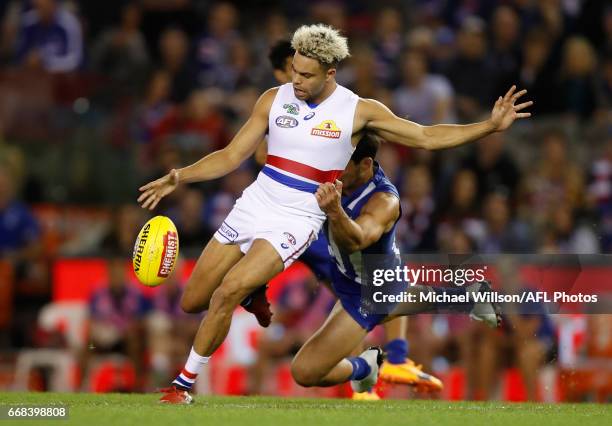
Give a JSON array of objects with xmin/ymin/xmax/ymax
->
[
  {"xmin": 133, "ymin": 224, "xmax": 150, "ymax": 272},
  {"xmin": 157, "ymin": 231, "xmax": 178, "ymax": 278},
  {"xmin": 311, "ymin": 120, "xmax": 341, "ymax": 138}
]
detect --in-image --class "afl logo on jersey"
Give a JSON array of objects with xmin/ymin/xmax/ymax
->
[
  {"xmin": 275, "ymin": 115, "xmax": 298, "ymax": 128},
  {"xmin": 311, "ymin": 120, "xmax": 341, "ymax": 139}
]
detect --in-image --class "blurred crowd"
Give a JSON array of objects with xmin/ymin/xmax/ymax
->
[{"xmin": 0, "ymin": 0, "xmax": 611, "ymax": 400}]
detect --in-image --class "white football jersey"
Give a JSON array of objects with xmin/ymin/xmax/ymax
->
[{"xmin": 262, "ymin": 83, "xmax": 359, "ymax": 193}]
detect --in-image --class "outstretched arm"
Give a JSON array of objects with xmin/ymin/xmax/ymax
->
[
  {"xmin": 315, "ymin": 181, "xmax": 400, "ymax": 253},
  {"xmin": 360, "ymin": 86, "xmax": 532, "ymax": 150},
  {"xmin": 138, "ymin": 88, "xmax": 276, "ymax": 210}
]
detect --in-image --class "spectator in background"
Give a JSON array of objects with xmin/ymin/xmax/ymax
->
[
  {"xmin": 100, "ymin": 204, "xmax": 145, "ymax": 258},
  {"xmin": 560, "ymin": 36, "xmax": 598, "ymax": 120},
  {"xmin": 91, "ymin": 2, "xmax": 149, "ymax": 98},
  {"xmin": 194, "ymin": 2, "xmax": 240, "ymax": 89},
  {"xmin": 437, "ymin": 169, "xmax": 485, "ymax": 250},
  {"xmin": 461, "ymin": 132, "xmax": 520, "ymax": 202},
  {"xmin": 147, "ymin": 259, "xmax": 200, "ymax": 387},
  {"xmin": 158, "ymin": 26, "xmax": 196, "ymax": 103},
  {"xmin": 588, "ymin": 139, "xmax": 612, "ymax": 252},
  {"xmin": 393, "ymin": 48, "xmax": 455, "ymax": 125},
  {"xmin": 204, "ymin": 167, "xmax": 254, "ymax": 230},
  {"xmin": 251, "ymin": 12, "xmax": 289, "ymax": 84},
  {"xmin": 510, "ymin": 29, "xmax": 560, "ymax": 116},
  {"xmin": 519, "ymin": 129, "xmax": 585, "ymax": 229},
  {"xmin": 0, "ymin": 162, "xmax": 40, "ymax": 262},
  {"xmin": 166, "ymin": 188, "xmax": 212, "ymax": 256},
  {"xmin": 86, "ymin": 257, "xmax": 149, "ymax": 379},
  {"xmin": 396, "ymin": 165, "xmax": 437, "ymax": 252},
  {"xmin": 342, "ymin": 44, "xmax": 383, "ymax": 100},
  {"xmin": 216, "ymin": 38, "xmax": 257, "ymax": 91},
  {"xmin": 15, "ymin": 0, "xmax": 82, "ymax": 73},
  {"xmin": 445, "ymin": 16, "xmax": 498, "ymax": 121},
  {"xmin": 374, "ymin": 143, "xmax": 402, "ymax": 186},
  {"xmin": 539, "ymin": 203, "xmax": 599, "ymax": 254},
  {"xmin": 135, "ymin": 70, "xmax": 174, "ymax": 147},
  {"xmin": 371, "ymin": 7, "xmax": 404, "ymax": 87},
  {"xmin": 478, "ymin": 191, "xmax": 534, "ymax": 253},
  {"xmin": 489, "ymin": 5, "xmax": 521, "ymax": 95},
  {"xmin": 594, "ymin": 54, "xmax": 612, "ymax": 122},
  {"xmin": 154, "ymin": 89, "xmax": 228, "ymax": 158}
]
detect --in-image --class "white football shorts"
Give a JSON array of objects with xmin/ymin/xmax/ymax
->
[{"xmin": 214, "ymin": 172, "xmax": 325, "ymax": 268}]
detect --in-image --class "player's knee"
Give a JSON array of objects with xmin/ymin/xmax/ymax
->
[
  {"xmin": 290, "ymin": 358, "xmax": 320, "ymax": 387},
  {"xmin": 209, "ymin": 279, "xmax": 244, "ymax": 312},
  {"xmin": 180, "ymin": 295, "xmax": 204, "ymax": 314}
]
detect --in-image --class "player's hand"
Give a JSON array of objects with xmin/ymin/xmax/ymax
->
[
  {"xmin": 489, "ymin": 85, "xmax": 533, "ymax": 131},
  {"xmin": 315, "ymin": 180, "xmax": 343, "ymax": 216},
  {"xmin": 137, "ymin": 169, "xmax": 180, "ymax": 210}
]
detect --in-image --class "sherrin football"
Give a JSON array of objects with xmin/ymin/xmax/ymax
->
[{"xmin": 132, "ymin": 216, "xmax": 179, "ymax": 287}]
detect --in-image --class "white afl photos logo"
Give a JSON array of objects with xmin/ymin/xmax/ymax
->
[{"xmin": 275, "ymin": 115, "xmax": 298, "ymax": 128}]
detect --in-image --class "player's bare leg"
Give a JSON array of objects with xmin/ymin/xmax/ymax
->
[
  {"xmin": 191, "ymin": 239, "xmax": 284, "ymax": 355},
  {"xmin": 180, "ymin": 238, "xmax": 244, "ymax": 313},
  {"xmin": 160, "ymin": 239, "xmax": 283, "ymax": 404},
  {"xmin": 291, "ymin": 303, "xmax": 379, "ymax": 390},
  {"xmin": 379, "ymin": 317, "xmax": 444, "ymax": 391}
]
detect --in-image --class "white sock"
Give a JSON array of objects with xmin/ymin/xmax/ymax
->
[{"xmin": 172, "ymin": 347, "xmax": 210, "ymax": 389}]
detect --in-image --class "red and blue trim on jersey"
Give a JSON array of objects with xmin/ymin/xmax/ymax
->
[{"xmin": 262, "ymin": 154, "xmax": 343, "ymax": 193}]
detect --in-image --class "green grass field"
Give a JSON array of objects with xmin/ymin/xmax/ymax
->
[{"xmin": 0, "ymin": 392, "xmax": 609, "ymax": 426}]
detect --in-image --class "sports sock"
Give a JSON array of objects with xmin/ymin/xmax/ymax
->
[
  {"xmin": 384, "ymin": 339, "xmax": 408, "ymax": 364},
  {"xmin": 172, "ymin": 347, "xmax": 210, "ymax": 390},
  {"xmin": 347, "ymin": 357, "xmax": 371, "ymax": 381}
]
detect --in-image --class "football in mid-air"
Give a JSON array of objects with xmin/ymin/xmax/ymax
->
[{"xmin": 132, "ymin": 215, "xmax": 179, "ymax": 287}]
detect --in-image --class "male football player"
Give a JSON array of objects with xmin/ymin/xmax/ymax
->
[
  {"xmin": 290, "ymin": 133, "xmax": 500, "ymax": 392},
  {"xmin": 138, "ymin": 24, "xmax": 530, "ymax": 403},
  {"xmin": 247, "ymin": 40, "xmax": 442, "ymax": 397}
]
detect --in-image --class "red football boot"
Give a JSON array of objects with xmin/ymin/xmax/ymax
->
[
  {"xmin": 158, "ymin": 386, "xmax": 193, "ymax": 404},
  {"xmin": 241, "ymin": 284, "xmax": 273, "ymax": 327}
]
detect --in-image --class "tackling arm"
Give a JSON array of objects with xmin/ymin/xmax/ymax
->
[{"xmin": 315, "ymin": 182, "xmax": 400, "ymax": 253}]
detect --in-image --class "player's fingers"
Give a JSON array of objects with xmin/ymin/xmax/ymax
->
[
  {"xmin": 137, "ymin": 189, "xmax": 153, "ymax": 203},
  {"xmin": 150, "ymin": 197, "xmax": 160, "ymax": 211},
  {"xmin": 511, "ymin": 89, "xmax": 527, "ymax": 103},
  {"xmin": 503, "ymin": 85, "xmax": 516, "ymax": 101},
  {"xmin": 142, "ymin": 193, "xmax": 158, "ymax": 209},
  {"xmin": 139, "ymin": 182, "xmax": 153, "ymax": 191},
  {"xmin": 516, "ymin": 112, "xmax": 531, "ymax": 118},
  {"xmin": 514, "ymin": 101, "xmax": 533, "ymax": 111}
]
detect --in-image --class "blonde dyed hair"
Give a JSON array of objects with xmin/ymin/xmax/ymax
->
[{"xmin": 291, "ymin": 24, "xmax": 350, "ymax": 66}]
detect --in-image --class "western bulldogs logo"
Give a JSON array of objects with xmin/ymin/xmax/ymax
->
[
  {"xmin": 275, "ymin": 115, "xmax": 298, "ymax": 128},
  {"xmin": 283, "ymin": 232, "xmax": 297, "ymax": 246},
  {"xmin": 283, "ymin": 103, "xmax": 299, "ymax": 115}
]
